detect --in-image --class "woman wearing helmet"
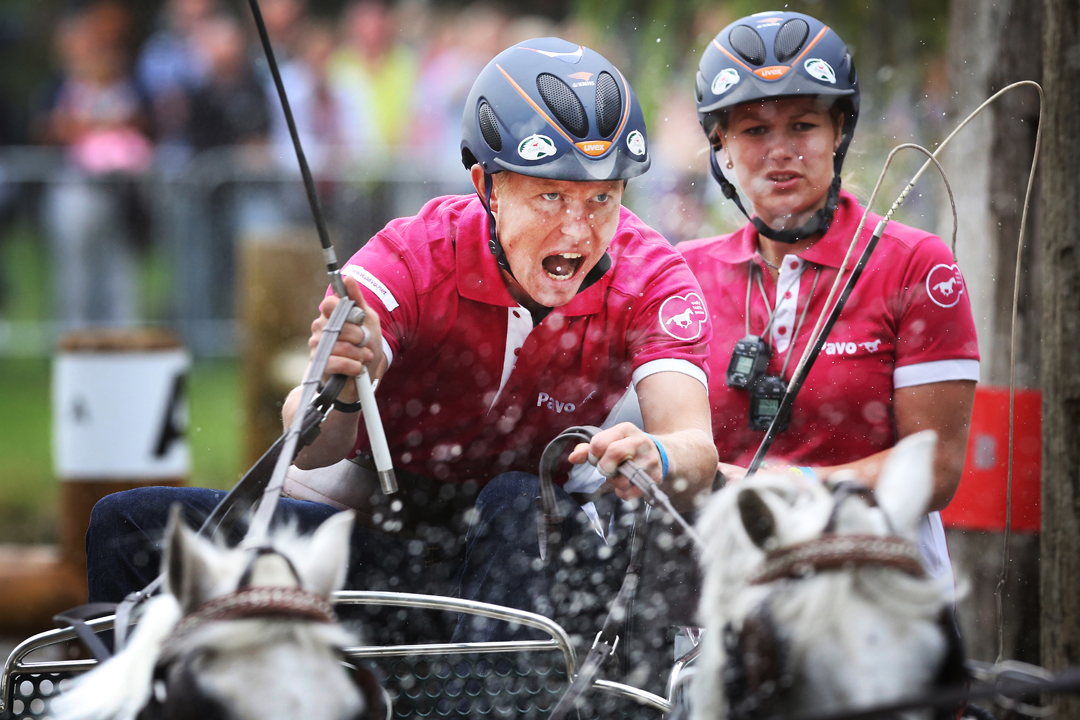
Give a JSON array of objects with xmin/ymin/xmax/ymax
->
[{"xmin": 679, "ymin": 13, "xmax": 978, "ymax": 529}]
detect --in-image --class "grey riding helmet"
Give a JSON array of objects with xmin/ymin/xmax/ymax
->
[
  {"xmin": 695, "ymin": 11, "xmax": 860, "ymax": 243},
  {"xmin": 461, "ymin": 37, "xmax": 650, "ymax": 272}
]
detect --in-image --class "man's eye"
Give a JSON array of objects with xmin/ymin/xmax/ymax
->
[
  {"xmin": 594, "ymin": 194, "xmax": 610, "ymax": 203},
  {"xmin": 542, "ymin": 193, "xmax": 560, "ymax": 201}
]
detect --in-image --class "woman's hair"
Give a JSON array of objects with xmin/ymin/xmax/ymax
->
[{"xmin": 706, "ymin": 97, "xmax": 844, "ymax": 150}]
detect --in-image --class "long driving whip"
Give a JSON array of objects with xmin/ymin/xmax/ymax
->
[{"xmin": 244, "ymin": 0, "xmax": 396, "ymax": 501}]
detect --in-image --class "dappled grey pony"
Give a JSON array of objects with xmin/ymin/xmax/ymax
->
[
  {"xmin": 692, "ymin": 431, "xmax": 964, "ymax": 720},
  {"xmin": 52, "ymin": 509, "xmax": 385, "ymax": 720}
]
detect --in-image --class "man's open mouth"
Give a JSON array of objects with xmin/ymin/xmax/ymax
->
[{"xmin": 542, "ymin": 252, "xmax": 584, "ymax": 281}]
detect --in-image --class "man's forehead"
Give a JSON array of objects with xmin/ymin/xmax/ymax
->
[{"xmin": 504, "ymin": 172, "xmax": 622, "ymax": 194}]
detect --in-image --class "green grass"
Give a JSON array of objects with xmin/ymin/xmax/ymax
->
[
  {"xmin": 187, "ymin": 359, "xmax": 244, "ymax": 491},
  {"xmin": 1, "ymin": 221, "xmax": 51, "ymax": 323},
  {"xmin": 0, "ymin": 358, "xmax": 243, "ymax": 543}
]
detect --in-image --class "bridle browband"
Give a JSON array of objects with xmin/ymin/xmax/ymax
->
[
  {"xmin": 748, "ymin": 534, "xmax": 927, "ymax": 586},
  {"xmin": 169, "ymin": 585, "xmax": 338, "ymax": 642},
  {"xmin": 169, "ymin": 545, "xmax": 337, "ymax": 642}
]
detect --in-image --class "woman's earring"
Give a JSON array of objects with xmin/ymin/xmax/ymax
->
[{"xmin": 726, "ymin": 157, "xmax": 734, "ymax": 170}]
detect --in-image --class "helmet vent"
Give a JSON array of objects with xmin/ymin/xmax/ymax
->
[
  {"xmin": 537, "ymin": 73, "xmax": 589, "ymax": 138},
  {"xmin": 478, "ymin": 101, "xmax": 502, "ymax": 151},
  {"xmin": 774, "ymin": 19, "xmax": 809, "ymax": 62},
  {"xmin": 729, "ymin": 25, "xmax": 767, "ymax": 66},
  {"xmin": 595, "ymin": 72, "xmax": 622, "ymax": 137}
]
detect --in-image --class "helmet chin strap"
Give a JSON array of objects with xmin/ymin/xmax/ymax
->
[
  {"xmin": 708, "ymin": 150, "xmax": 842, "ymax": 245},
  {"xmin": 483, "ymin": 172, "xmax": 516, "ymax": 279}
]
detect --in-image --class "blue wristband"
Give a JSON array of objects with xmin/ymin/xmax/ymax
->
[
  {"xmin": 644, "ymin": 433, "xmax": 669, "ymax": 480},
  {"xmin": 797, "ymin": 466, "xmax": 816, "ymax": 481}
]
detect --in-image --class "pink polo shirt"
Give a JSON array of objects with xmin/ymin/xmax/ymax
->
[
  {"xmin": 678, "ymin": 189, "xmax": 979, "ymax": 468},
  {"xmin": 338, "ymin": 194, "xmax": 710, "ymax": 485}
]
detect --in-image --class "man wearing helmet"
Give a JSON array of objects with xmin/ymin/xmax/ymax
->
[
  {"xmin": 679, "ymin": 11, "xmax": 978, "ymax": 581},
  {"xmin": 87, "ymin": 39, "xmax": 717, "ymax": 647}
]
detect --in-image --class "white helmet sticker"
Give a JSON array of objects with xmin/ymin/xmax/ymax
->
[
  {"xmin": 804, "ymin": 58, "xmax": 837, "ymax": 84},
  {"xmin": 626, "ymin": 130, "xmax": 646, "ymax": 156},
  {"xmin": 517, "ymin": 134, "xmax": 557, "ymax": 161},
  {"xmin": 711, "ymin": 68, "xmax": 741, "ymax": 96}
]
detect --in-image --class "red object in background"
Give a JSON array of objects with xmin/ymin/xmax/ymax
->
[{"xmin": 940, "ymin": 386, "xmax": 1041, "ymax": 533}]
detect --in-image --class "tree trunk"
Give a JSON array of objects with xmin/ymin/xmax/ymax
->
[
  {"xmin": 1039, "ymin": 0, "xmax": 1080, "ymax": 713},
  {"xmin": 942, "ymin": 0, "xmax": 1042, "ymax": 665}
]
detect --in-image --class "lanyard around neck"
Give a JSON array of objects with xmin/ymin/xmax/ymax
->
[{"xmin": 744, "ymin": 260, "xmax": 822, "ymax": 377}]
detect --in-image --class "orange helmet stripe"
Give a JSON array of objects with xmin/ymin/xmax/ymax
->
[
  {"xmin": 791, "ymin": 26, "xmax": 830, "ymax": 66},
  {"xmin": 495, "ymin": 63, "xmax": 577, "ymax": 146}
]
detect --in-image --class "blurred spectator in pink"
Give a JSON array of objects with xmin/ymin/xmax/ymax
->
[
  {"xmin": 408, "ymin": 5, "xmax": 506, "ymax": 173},
  {"xmin": 330, "ymin": 0, "xmax": 418, "ymax": 157},
  {"xmin": 136, "ymin": 0, "xmax": 218, "ymax": 168},
  {"xmin": 35, "ymin": 1, "xmax": 153, "ymax": 328}
]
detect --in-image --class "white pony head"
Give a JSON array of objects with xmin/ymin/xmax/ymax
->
[
  {"xmin": 692, "ymin": 431, "xmax": 962, "ymax": 720},
  {"xmin": 53, "ymin": 508, "xmax": 383, "ymax": 720}
]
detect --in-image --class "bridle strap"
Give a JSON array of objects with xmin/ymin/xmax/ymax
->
[
  {"xmin": 236, "ymin": 546, "xmax": 304, "ymax": 590},
  {"xmin": 821, "ymin": 481, "xmax": 880, "ymax": 534}
]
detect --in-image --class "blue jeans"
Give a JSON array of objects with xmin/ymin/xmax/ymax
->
[{"xmin": 86, "ymin": 472, "xmax": 618, "ymax": 645}]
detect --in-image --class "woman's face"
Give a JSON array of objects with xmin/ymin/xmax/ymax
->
[{"xmin": 720, "ymin": 97, "xmax": 843, "ymax": 231}]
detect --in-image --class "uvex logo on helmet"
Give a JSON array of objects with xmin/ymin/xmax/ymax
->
[
  {"xmin": 567, "ymin": 71, "xmax": 595, "ymax": 88},
  {"xmin": 754, "ymin": 66, "xmax": 790, "ymax": 80}
]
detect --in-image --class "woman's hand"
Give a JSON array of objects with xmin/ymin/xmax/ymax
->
[{"xmin": 718, "ymin": 462, "xmax": 748, "ymax": 484}]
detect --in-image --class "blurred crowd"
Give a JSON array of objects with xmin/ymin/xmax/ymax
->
[
  {"xmin": 0, "ymin": 0, "xmax": 723, "ymax": 330},
  {"xmin": 27, "ymin": 0, "xmax": 626, "ymax": 178},
  {"xmin": 0, "ymin": 0, "xmax": 724, "ymax": 331}
]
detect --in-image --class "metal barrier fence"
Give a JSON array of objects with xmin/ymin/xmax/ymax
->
[
  {"xmin": 0, "ymin": 146, "xmax": 476, "ymax": 357},
  {"xmin": 0, "ymin": 145, "xmax": 715, "ymax": 357}
]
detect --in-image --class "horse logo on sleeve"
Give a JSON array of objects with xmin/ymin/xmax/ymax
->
[
  {"xmin": 659, "ymin": 293, "xmax": 709, "ymax": 341},
  {"xmin": 926, "ymin": 264, "xmax": 966, "ymax": 308}
]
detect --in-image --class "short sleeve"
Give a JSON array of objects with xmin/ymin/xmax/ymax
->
[
  {"xmin": 893, "ymin": 236, "xmax": 980, "ymax": 387},
  {"xmin": 625, "ymin": 251, "xmax": 712, "ymax": 384},
  {"xmin": 335, "ymin": 231, "xmax": 419, "ymax": 359}
]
